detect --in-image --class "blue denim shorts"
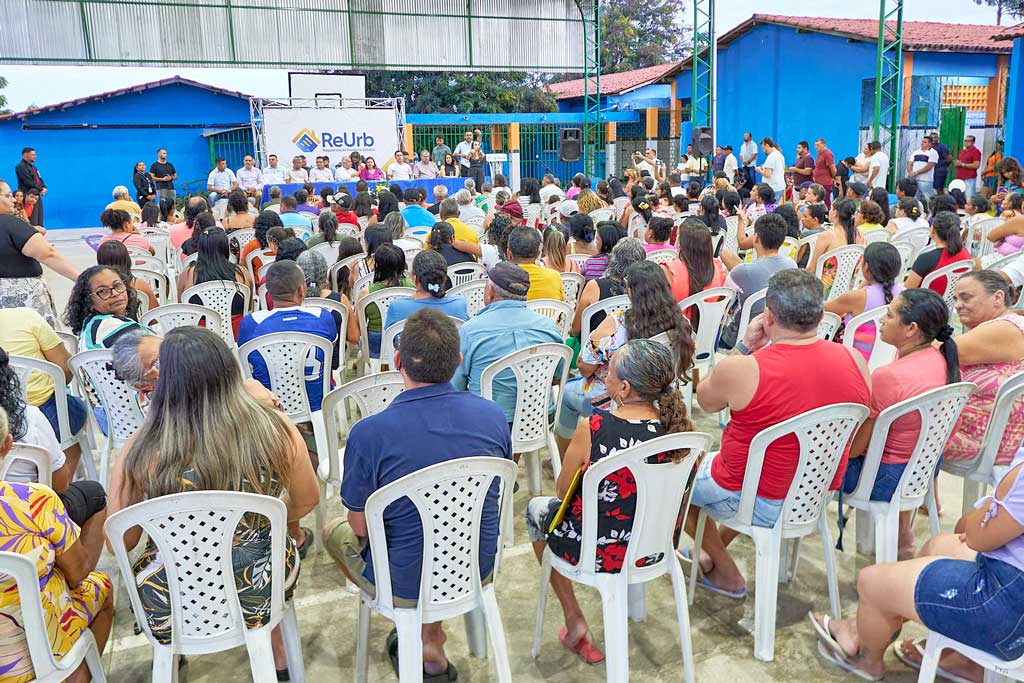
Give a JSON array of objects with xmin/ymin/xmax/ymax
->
[
  {"xmin": 38, "ymin": 392, "xmax": 87, "ymax": 439},
  {"xmin": 842, "ymin": 457, "xmax": 907, "ymax": 502},
  {"xmin": 688, "ymin": 453, "xmax": 783, "ymax": 528},
  {"xmin": 915, "ymin": 554, "xmax": 1024, "ymax": 661}
]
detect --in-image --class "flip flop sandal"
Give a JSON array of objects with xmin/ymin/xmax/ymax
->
[
  {"xmin": 891, "ymin": 639, "xmax": 976, "ymax": 683},
  {"xmin": 696, "ymin": 575, "xmax": 747, "ymax": 599},
  {"xmin": 807, "ymin": 611, "xmax": 846, "ymax": 658},
  {"xmin": 387, "ymin": 628, "xmax": 460, "ymax": 682},
  {"xmin": 559, "ymin": 627, "xmax": 605, "ymax": 664},
  {"xmin": 295, "ymin": 526, "xmax": 314, "ymax": 560},
  {"xmin": 816, "ymin": 640, "xmax": 882, "ymax": 681}
]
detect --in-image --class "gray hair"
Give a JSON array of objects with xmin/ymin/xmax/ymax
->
[
  {"xmin": 765, "ymin": 269, "xmax": 823, "ymax": 333},
  {"xmin": 542, "ymin": 173, "xmax": 556, "ymax": 185},
  {"xmin": 455, "ymin": 189, "xmax": 473, "ymax": 205},
  {"xmin": 463, "ymin": 178, "xmax": 476, "ymax": 192},
  {"xmin": 296, "ymin": 250, "xmax": 329, "ymax": 291},
  {"xmin": 488, "ymin": 280, "xmax": 527, "ymax": 302},
  {"xmin": 112, "ymin": 185, "xmax": 130, "ymax": 199},
  {"xmin": 112, "ymin": 329, "xmax": 159, "ymax": 385},
  {"xmin": 614, "ymin": 339, "xmax": 677, "ymax": 402},
  {"xmin": 604, "ymin": 238, "xmax": 647, "ymax": 284},
  {"xmin": 433, "ymin": 185, "xmax": 449, "ymax": 200},
  {"xmin": 495, "ymin": 190, "xmax": 510, "ymax": 205},
  {"xmin": 270, "ymin": 185, "xmax": 282, "ymax": 198},
  {"xmin": 439, "ymin": 197, "xmax": 460, "ymax": 218},
  {"xmin": 481, "ymin": 182, "xmax": 493, "ymax": 193},
  {"xmin": 382, "ymin": 211, "xmax": 406, "ymax": 240}
]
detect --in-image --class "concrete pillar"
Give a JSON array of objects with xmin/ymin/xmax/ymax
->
[
  {"xmin": 899, "ymin": 53, "xmax": 914, "ymax": 127},
  {"xmin": 605, "ymin": 122, "xmax": 617, "ymax": 176},
  {"xmin": 645, "ymin": 107, "xmax": 659, "ymax": 150},
  {"xmin": 508, "ymin": 123, "xmax": 521, "ymax": 188},
  {"xmin": 1006, "ymin": 38, "xmax": 1024, "ymax": 159},
  {"xmin": 987, "ymin": 54, "xmax": 1010, "ymax": 126}
]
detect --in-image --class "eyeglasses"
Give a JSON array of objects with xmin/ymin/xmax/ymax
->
[
  {"xmin": 143, "ymin": 356, "xmax": 160, "ymax": 379},
  {"xmin": 91, "ymin": 280, "xmax": 127, "ymax": 300}
]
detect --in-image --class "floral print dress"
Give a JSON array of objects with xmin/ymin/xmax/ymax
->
[
  {"xmin": 0, "ymin": 482, "xmax": 111, "ymax": 683},
  {"xmin": 545, "ymin": 410, "xmax": 680, "ymax": 572}
]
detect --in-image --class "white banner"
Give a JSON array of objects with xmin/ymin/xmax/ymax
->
[{"xmin": 263, "ymin": 107, "xmax": 399, "ymax": 167}]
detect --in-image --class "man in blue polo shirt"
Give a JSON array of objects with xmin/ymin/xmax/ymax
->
[
  {"xmin": 324, "ymin": 308, "xmax": 511, "ymax": 680},
  {"xmin": 401, "ymin": 187, "xmax": 436, "ymax": 228},
  {"xmin": 278, "ymin": 195, "xmax": 313, "ymax": 232}
]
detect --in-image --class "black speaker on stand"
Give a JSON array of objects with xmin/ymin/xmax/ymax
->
[{"xmin": 559, "ymin": 127, "xmax": 582, "ymax": 162}]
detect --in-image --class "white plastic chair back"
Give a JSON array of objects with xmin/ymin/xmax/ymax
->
[
  {"xmin": 891, "ymin": 225, "xmax": 931, "ymax": 252},
  {"xmin": 970, "ymin": 217, "xmax": 1006, "ymax": 259},
  {"xmin": 983, "ymin": 250, "xmax": 1024, "ymax": 273},
  {"xmin": 355, "ymin": 287, "xmax": 415, "ymax": 371},
  {"xmin": 841, "ymin": 306, "xmax": 897, "ymax": 372},
  {"xmin": 245, "ymin": 248, "xmax": 274, "ymax": 284},
  {"xmin": 143, "ymin": 231, "xmax": 173, "ymax": 265},
  {"xmin": 352, "ymin": 271, "xmax": 374, "ymax": 297},
  {"xmin": 309, "ymin": 241, "xmax": 338, "ymax": 263},
  {"xmin": 379, "ymin": 320, "xmax": 405, "ymax": 370},
  {"xmin": 181, "ymin": 280, "xmax": 251, "ymax": 347},
  {"xmin": 130, "ymin": 253, "xmax": 166, "ymax": 272},
  {"xmin": 328, "ymin": 253, "xmax": 365, "ymax": 291},
  {"xmin": 405, "ymin": 226, "xmax": 431, "ymax": 241},
  {"xmin": 678, "ymin": 287, "xmax": 736, "ymax": 369},
  {"xmin": 8, "ymin": 356, "xmax": 78, "ymax": 451},
  {"xmin": 303, "ymin": 297, "xmax": 349, "ymax": 363},
  {"xmin": 817, "ymin": 312, "xmax": 843, "ymax": 341},
  {"xmin": 780, "ymin": 236, "xmax": 800, "ymax": 260},
  {"xmin": 450, "ymin": 280, "xmax": 488, "ymax": 318},
  {"xmin": 721, "ymin": 215, "xmax": 740, "ymax": 255},
  {"xmin": 577, "ymin": 432, "xmax": 711, "ymax": 579},
  {"xmin": 815, "ymin": 244, "xmax": 865, "ymax": 302},
  {"xmin": 734, "ymin": 287, "xmax": 768, "ymax": 344},
  {"xmin": 560, "ymin": 272, "xmax": 585, "ymax": 309},
  {"xmin": 522, "ymin": 203, "xmax": 542, "ymax": 227},
  {"xmin": 228, "ymin": 228, "xmax": 256, "ymax": 253},
  {"xmin": 917, "ymin": 628, "xmax": 1024, "ymax": 683},
  {"xmin": 257, "ymin": 261, "xmax": 276, "ymax": 283},
  {"xmin": 480, "ymin": 343, "xmax": 572, "ymax": 454},
  {"xmin": 526, "ymin": 299, "xmax": 574, "ymax": 337},
  {"xmin": 133, "ymin": 266, "xmax": 171, "ymax": 306},
  {"xmin": 646, "ymin": 249, "xmax": 676, "ymax": 265},
  {"xmin": 797, "ymin": 233, "xmax": 821, "ymax": 265},
  {"xmin": 566, "ymin": 254, "xmax": 590, "ymax": 272},
  {"xmin": 0, "ymin": 551, "xmax": 106, "ymax": 683},
  {"xmin": 890, "ymin": 239, "xmax": 917, "ymax": 279},
  {"xmin": 402, "ymin": 246, "xmax": 423, "ymax": 268},
  {"xmin": 141, "ymin": 303, "xmax": 225, "ymax": 339},
  {"xmin": 105, "ymin": 491, "xmax": 288, "ymax": 655},
  {"xmin": 364, "ymin": 456, "xmax": 517, "ymax": 616},
  {"xmin": 237, "ymin": 331, "xmax": 333, "ymax": 425},
  {"xmin": 337, "ymin": 223, "xmax": 360, "ymax": 239},
  {"xmin": 180, "ymin": 252, "xmax": 198, "ymax": 273},
  {"xmin": 0, "ymin": 443, "xmax": 52, "ymax": 487},
  {"xmin": 580, "ymin": 294, "xmax": 631, "ymax": 343},
  {"xmin": 589, "ymin": 208, "xmax": 614, "ymax": 222},
  {"xmin": 447, "ymin": 262, "xmax": 489, "ymax": 288},
  {"xmin": 863, "ymin": 229, "xmax": 890, "ymax": 244},
  {"xmin": 921, "ymin": 260, "xmax": 974, "ymax": 315}
]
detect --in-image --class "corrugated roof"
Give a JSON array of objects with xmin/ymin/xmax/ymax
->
[
  {"xmin": 544, "ymin": 61, "xmax": 682, "ymax": 101},
  {"xmin": 0, "ymin": 76, "xmax": 253, "ymax": 122}
]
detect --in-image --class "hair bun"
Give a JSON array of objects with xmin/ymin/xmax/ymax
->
[{"xmin": 936, "ymin": 325, "xmax": 955, "ymax": 343}]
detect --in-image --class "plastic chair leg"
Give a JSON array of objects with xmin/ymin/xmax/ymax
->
[
  {"xmin": 526, "ymin": 450, "xmax": 543, "ymax": 496},
  {"xmin": 481, "ymin": 587, "xmax": 513, "ymax": 683},
  {"xmin": 243, "ymin": 627, "xmax": 279, "ymax": 683},
  {"xmin": 532, "ymin": 554, "xmax": 553, "ymax": 658},
  {"xmin": 752, "ymin": 531, "xmax": 782, "ymax": 662},
  {"xmin": 924, "ymin": 488, "xmax": 941, "ymax": 539},
  {"xmin": 76, "ymin": 432, "xmax": 100, "ymax": 483},
  {"xmin": 962, "ymin": 478, "xmax": 984, "ymax": 517},
  {"xmin": 818, "ymin": 516, "xmax": 842, "ymax": 619},
  {"xmin": 99, "ymin": 439, "xmax": 112, "ymax": 489},
  {"xmin": 281, "ymin": 604, "xmax": 306, "ymax": 683},
  {"xmin": 874, "ymin": 507, "xmax": 900, "ymax": 565},
  {"xmin": 151, "ymin": 649, "xmax": 180, "ymax": 683},
  {"xmin": 597, "ymin": 579, "xmax": 631, "ymax": 683},
  {"xmin": 355, "ymin": 600, "xmax": 371, "ymax": 683},
  {"xmin": 917, "ymin": 636, "xmax": 944, "ymax": 683},
  {"xmin": 627, "ymin": 583, "xmax": 647, "ymax": 623},
  {"xmin": 668, "ymin": 558, "xmax": 696, "ymax": 683},
  {"xmin": 395, "ymin": 612, "xmax": 424, "ymax": 683},
  {"xmin": 464, "ymin": 607, "xmax": 489, "ymax": 658},
  {"xmin": 687, "ymin": 510, "xmax": 708, "ymax": 607},
  {"xmin": 855, "ymin": 508, "xmax": 875, "ymax": 556},
  {"xmin": 82, "ymin": 632, "xmax": 108, "ymax": 683},
  {"xmin": 547, "ymin": 431, "xmax": 562, "ymax": 482}
]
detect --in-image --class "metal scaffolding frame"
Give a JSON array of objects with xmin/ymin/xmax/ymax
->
[
  {"xmin": 873, "ymin": 0, "xmax": 905, "ymax": 191},
  {"xmin": 576, "ymin": 0, "xmax": 602, "ymax": 177},
  {"xmin": 691, "ymin": 0, "xmax": 716, "ymax": 172}
]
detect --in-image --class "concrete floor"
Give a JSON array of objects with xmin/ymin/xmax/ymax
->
[{"xmin": 44, "ymin": 229, "xmax": 957, "ymax": 682}]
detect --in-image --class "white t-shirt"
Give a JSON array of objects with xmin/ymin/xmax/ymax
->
[
  {"xmin": 309, "ymin": 167, "xmax": 334, "ymax": 183},
  {"xmin": 910, "ymin": 147, "xmax": 939, "ymax": 184},
  {"xmin": 539, "ymin": 184, "xmax": 564, "ymax": 203},
  {"xmin": 740, "ymin": 141, "xmax": 758, "ymax": 167},
  {"xmin": 454, "ymin": 141, "xmax": 474, "ymax": 168},
  {"xmin": 334, "ymin": 166, "xmax": 359, "ymax": 182},
  {"xmin": 480, "ymin": 244, "xmax": 501, "ymax": 270},
  {"xmin": 1001, "ymin": 257, "xmax": 1024, "ymax": 288},
  {"xmin": 4, "ymin": 406, "xmax": 64, "ymax": 482},
  {"xmin": 636, "ymin": 159, "xmax": 657, "ymax": 177},
  {"xmin": 868, "ymin": 152, "xmax": 889, "ymax": 189},
  {"xmin": 851, "ymin": 153, "xmax": 869, "ymax": 184},
  {"xmin": 761, "ymin": 149, "xmax": 786, "ymax": 192},
  {"xmin": 389, "ymin": 163, "xmax": 413, "ymax": 180},
  {"xmin": 286, "ymin": 168, "xmax": 309, "ymax": 183},
  {"xmin": 723, "ymin": 153, "xmax": 739, "ymax": 178}
]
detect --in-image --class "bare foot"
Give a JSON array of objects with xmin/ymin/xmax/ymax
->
[
  {"xmin": 813, "ymin": 612, "xmax": 859, "ymax": 660},
  {"xmin": 898, "ymin": 639, "xmax": 984, "ymax": 682},
  {"xmin": 897, "ymin": 544, "xmax": 918, "ymax": 561}
]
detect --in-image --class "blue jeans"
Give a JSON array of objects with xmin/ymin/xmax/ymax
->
[
  {"xmin": 555, "ymin": 377, "xmax": 594, "ymax": 439},
  {"xmin": 38, "ymin": 392, "xmax": 88, "ymax": 439},
  {"xmin": 916, "ymin": 554, "xmax": 1024, "ymax": 661},
  {"xmin": 963, "ymin": 177, "xmax": 977, "ymax": 199},
  {"xmin": 368, "ymin": 330, "xmax": 382, "ymax": 360},
  {"xmin": 688, "ymin": 453, "xmax": 783, "ymax": 528},
  {"xmin": 917, "ymin": 182, "xmax": 936, "ymax": 201},
  {"xmin": 842, "ymin": 457, "xmax": 907, "ymax": 502}
]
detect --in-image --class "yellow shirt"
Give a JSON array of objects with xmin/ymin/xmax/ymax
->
[
  {"xmin": 519, "ymin": 263, "xmax": 565, "ymax": 301},
  {"xmin": 105, "ymin": 199, "xmax": 142, "ymax": 216},
  {"xmin": 0, "ymin": 308, "xmax": 63, "ymax": 405},
  {"xmin": 858, "ymin": 222, "xmax": 885, "ymax": 235},
  {"xmin": 446, "ymin": 217, "xmax": 479, "ymax": 244}
]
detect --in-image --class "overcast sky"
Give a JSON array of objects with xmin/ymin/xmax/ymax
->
[{"xmin": 0, "ymin": 0, "xmax": 1005, "ymax": 112}]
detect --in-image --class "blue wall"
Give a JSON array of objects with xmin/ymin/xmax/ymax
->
[
  {"xmin": 912, "ymin": 52, "xmax": 999, "ymax": 77},
  {"xmin": 0, "ymin": 83, "xmax": 251, "ymax": 229},
  {"xmin": 1007, "ymin": 38, "xmax": 1024, "ymax": 159}
]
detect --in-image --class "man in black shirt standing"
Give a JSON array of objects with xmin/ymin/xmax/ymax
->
[
  {"xmin": 149, "ymin": 148, "xmax": 178, "ymax": 208},
  {"xmin": 15, "ymin": 147, "xmax": 45, "ymax": 225}
]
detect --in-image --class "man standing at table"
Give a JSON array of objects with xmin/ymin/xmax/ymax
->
[
  {"xmin": 955, "ymin": 135, "xmax": 982, "ymax": 198},
  {"xmin": 454, "ymin": 130, "xmax": 475, "ymax": 178},
  {"xmin": 15, "ymin": 147, "xmax": 46, "ymax": 225},
  {"xmin": 262, "ymin": 154, "xmax": 287, "ymax": 186},
  {"xmin": 236, "ymin": 155, "xmax": 264, "ymax": 200},
  {"xmin": 149, "ymin": 148, "xmax": 177, "ymax": 209}
]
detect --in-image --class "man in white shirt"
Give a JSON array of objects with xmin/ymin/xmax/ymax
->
[
  {"xmin": 262, "ymin": 154, "xmax": 287, "ymax": 186},
  {"xmin": 286, "ymin": 156, "xmax": 309, "ymax": 184},
  {"xmin": 334, "ymin": 156, "xmax": 359, "ymax": 183},
  {"xmin": 388, "ymin": 151, "xmax": 414, "ymax": 180},
  {"xmin": 632, "ymin": 148, "xmax": 663, "ymax": 180},
  {"xmin": 539, "ymin": 174, "xmax": 564, "ymax": 203},
  {"xmin": 866, "ymin": 140, "xmax": 889, "ymax": 190},
  {"xmin": 723, "ymin": 144, "xmax": 739, "ymax": 183},
  {"xmin": 206, "ymin": 157, "xmax": 237, "ymax": 206},
  {"xmin": 739, "ymin": 132, "xmax": 758, "ymax": 187},
  {"xmin": 907, "ymin": 137, "xmax": 939, "ymax": 200},
  {"xmin": 755, "ymin": 138, "xmax": 786, "ymax": 201},
  {"xmin": 456, "ymin": 189, "xmax": 485, "ymax": 232},
  {"xmin": 453, "ymin": 130, "xmax": 475, "ymax": 177},
  {"xmin": 309, "ymin": 156, "xmax": 334, "ymax": 183},
  {"xmin": 413, "ymin": 150, "xmax": 439, "ymax": 179},
  {"xmin": 236, "ymin": 155, "xmax": 264, "ymax": 199}
]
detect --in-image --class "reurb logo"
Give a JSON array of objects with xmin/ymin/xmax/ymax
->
[{"xmin": 292, "ymin": 128, "xmax": 375, "ymax": 152}]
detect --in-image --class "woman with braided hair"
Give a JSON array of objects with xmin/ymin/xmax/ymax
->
[{"xmin": 826, "ymin": 241, "xmax": 904, "ymax": 360}]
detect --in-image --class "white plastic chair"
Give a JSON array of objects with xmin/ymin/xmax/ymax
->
[
  {"xmin": 228, "ymin": 227, "xmax": 256, "ymax": 253},
  {"xmin": 891, "ymin": 239, "xmax": 917, "ymax": 280},
  {"xmin": 984, "ymin": 249, "xmax": 1024, "ymax": 274},
  {"xmin": 815, "ymin": 244, "xmax": 865, "ymax": 302},
  {"xmin": 689, "ymin": 402, "xmax": 870, "ymax": 661},
  {"xmin": 580, "ymin": 294, "xmax": 631, "ymax": 344},
  {"xmin": 8, "ymin": 355, "xmax": 98, "ymax": 482},
  {"xmin": 817, "ymin": 312, "xmax": 843, "ymax": 341},
  {"xmin": 447, "ymin": 262, "xmax": 489, "ymax": 288},
  {"xmin": 917, "ymin": 626, "xmax": 1024, "ymax": 683},
  {"xmin": 779, "ymin": 236, "xmax": 800, "ymax": 261},
  {"xmin": 970, "ymin": 216, "xmax": 1006, "ymax": 260},
  {"xmin": 356, "ymin": 457, "xmax": 518, "ymax": 683},
  {"xmin": 797, "ymin": 233, "xmax": 822, "ymax": 267},
  {"xmin": 734, "ymin": 287, "xmax": 768, "ymax": 345},
  {"xmin": 0, "ymin": 551, "xmax": 107, "ymax": 683},
  {"xmin": 355, "ymin": 287, "xmax": 415, "ymax": 373},
  {"xmin": 647, "ymin": 249, "xmax": 677, "ymax": 265},
  {"xmin": 892, "ymin": 225, "xmax": 932, "ymax": 253},
  {"xmin": 921, "ymin": 260, "xmax": 974, "ymax": 316},
  {"xmin": 522, "ymin": 202, "xmax": 543, "ymax": 227},
  {"xmin": 129, "ymin": 253, "xmax": 167, "ymax": 273},
  {"xmin": 303, "ymin": 297, "xmax": 349, "ymax": 374},
  {"xmin": 379, "ymin": 320, "xmax": 406, "ymax": 371},
  {"xmin": 941, "ymin": 370, "xmax": 1024, "ymax": 516},
  {"xmin": 69, "ymin": 349, "xmax": 146, "ymax": 487},
  {"xmin": 567, "ymin": 253, "xmax": 590, "ymax": 272},
  {"xmin": 309, "ymin": 241, "xmax": 339, "ymax": 263},
  {"xmin": 589, "ymin": 208, "xmax": 614, "ymax": 222},
  {"xmin": 526, "ymin": 298, "xmax": 574, "ymax": 337},
  {"xmin": 481, "ymin": 342, "xmax": 572, "ymax": 495},
  {"xmin": 402, "ymin": 246, "xmax": 423, "ymax": 268},
  {"xmin": 328, "ymin": 253, "xmax": 365, "ymax": 291},
  {"xmin": 0, "ymin": 443, "xmax": 52, "ymax": 486},
  {"xmin": 246, "ymin": 248, "xmax": 274, "ymax": 285},
  {"xmin": 257, "ymin": 261, "xmax": 276, "ymax": 283},
  {"xmin": 560, "ymin": 272, "xmax": 585, "ymax": 310},
  {"xmin": 678, "ymin": 287, "xmax": 737, "ymax": 410},
  {"xmin": 450, "ymin": 279, "xmax": 488, "ymax": 318},
  {"xmin": 721, "ymin": 215, "xmax": 740, "ymax": 255},
  {"xmin": 863, "ymin": 229, "xmax": 890, "ymax": 244},
  {"xmin": 141, "ymin": 302, "xmax": 225, "ymax": 340},
  {"xmin": 181, "ymin": 280, "xmax": 251, "ymax": 347},
  {"xmin": 181, "ymin": 252, "xmax": 198, "ymax": 273},
  {"xmin": 533, "ymin": 432, "xmax": 712, "ymax": 683},
  {"xmin": 104, "ymin": 491, "xmax": 305, "ymax": 683},
  {"xmin": 841, "ymin": 306, "xmax": 898, "ymax": 372},
  {"xmin": 846, "ymin": 382, "xmax": 974, "ymax": 563},
  {"xmin": 133, "ymin": 266, "xmax": 171, "ymax": 306}
]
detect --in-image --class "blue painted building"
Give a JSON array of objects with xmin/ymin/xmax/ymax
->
[{"xmin": 0, "ymin": 77, "xmax": 253, "ymax": 229}]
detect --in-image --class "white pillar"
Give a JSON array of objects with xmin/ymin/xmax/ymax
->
[{"xmin": 510, "ymin": 151, "xmax": 522, "ymax": 190}]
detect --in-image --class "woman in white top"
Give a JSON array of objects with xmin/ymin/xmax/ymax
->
[
  {"xmin": 886, "ymin": 197, "xmax": 930, "ymax": 236},
  {"xmin": 756, "ymin": 137, "xmax": 787, "ymax": 201}
]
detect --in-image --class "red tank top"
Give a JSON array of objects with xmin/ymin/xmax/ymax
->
[
  {"xmin": 712, "ymin": 339, "xmax": 870, "ymax": 499},
  {"xmin": 927, "ymin": 248, "xmax": 972, "ymax": 296},
  {"xmin": 665, "ymin": 258, "xmax": 727, "ymax": 303}
]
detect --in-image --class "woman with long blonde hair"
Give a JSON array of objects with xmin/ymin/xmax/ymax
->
[{"xmin": 542, "ymin": 227, "xmax": 580, "ymax": 273}]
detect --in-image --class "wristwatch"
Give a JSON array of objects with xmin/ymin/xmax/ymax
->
[{"xmin": 735, "ymin": 340, "xmax": 751, "ymax": 355}]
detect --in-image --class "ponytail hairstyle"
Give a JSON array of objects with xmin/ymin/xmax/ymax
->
[
  {"xmin": 863, "ymin": 242, "xmax": 901, "ymax": 305},
  {"xmin": 317, "ymin": 211, "xmax": 339, "ymax": 244},
  {"xmin": 932, "ymin": 211, "xmax": 964, "ymax": 256},
  {"xmin": 412, "ymin": 248, "xmax": 448, "ymax": 298},
  {"xmin": 898, "ymin": 197, "xmax": 922, "ymax": 221},
  {"xmin": 568, "ymin": 213, "xmax": 596, "ymax": 245},
  {"xmin": 831, "ymin": 197, "xmax": 858, "ymax": 245},
  {"xmin": 892, "ymin": 289, "xmax": 961, "ymax": 384},
  {"xmin": 333, "ymin": 236, "xmax": 364, "ymax": 296},
  {"xmin": 698, "ymin": 194, "xmax": 721, "ymax": 233},
  {"xmin": 612, "ymin": 339, "xmax": 694, "ymax": 461},
  {"xmin": 0, "ymin": 347, "xmax": 27, "ymax": 441},
  {"xmin": 428, "ymin": 221, "xmax": 456, "ymax": 251}
]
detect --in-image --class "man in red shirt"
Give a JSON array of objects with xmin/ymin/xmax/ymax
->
[
  {"xmin": 787, "ymin": 140, "xmax": 815, "ymax": 189},
  {"xmin": 812, "ymin": 138, "xmax": 837, "ymax": 208},
  {"xmin": 954, "ymin": 134, "xmax": 982, "ymax": 199}
]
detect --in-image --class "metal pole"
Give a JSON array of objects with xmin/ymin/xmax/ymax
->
[
  {"xmin": 692, "ymin": 0, "xmax": 715, "ymax": 180},
  {"xmin": 576, "ymin": 0, "xmax": 601, "ymax": 177},
  {"xmin": 873, "ymin": 0, "xmax": 904, "ymax": 191}
]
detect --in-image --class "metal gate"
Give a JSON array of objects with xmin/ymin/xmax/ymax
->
[{"xmin": 206, "ymin": 127, "xmax": 255, "ymax": 171}]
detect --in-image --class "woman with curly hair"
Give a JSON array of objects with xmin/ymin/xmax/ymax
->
[
  {"xmin": 452, "ymin": 212, "xmax": 514, "ymax": 269},
  {"xmin": 428, "ymin": 220, "xmax": 475, "ymax": 270},
  {"xmin": 526, "ymin": 339, "xmax": 695, "ymax": 664},
  {"xmin": 570, "ymin": 237, "xmax": 646, "ymax": 337},
  {"xmin": 557, "ymin": 259, "xmax": 694, "ymax": 454}
]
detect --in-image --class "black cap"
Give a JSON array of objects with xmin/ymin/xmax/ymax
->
[{"xmin": 488, "ymin": 262, "xmax": 530, "ymax": 297}]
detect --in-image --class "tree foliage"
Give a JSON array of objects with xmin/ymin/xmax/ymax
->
[
  {"xmin": 0, "ymin": 77, "xmax": 10, "ymax": 116},
  {"xmin": 974, "ymin": 0, "xmax": 1024, "ymax": 24},
  {"xmin": 362, "ymin": 71, "xmax": 557, "ymax": 114},
  {"xmin": 601, "ymin": 0, "xmax": 690, "ymax": 73}
]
